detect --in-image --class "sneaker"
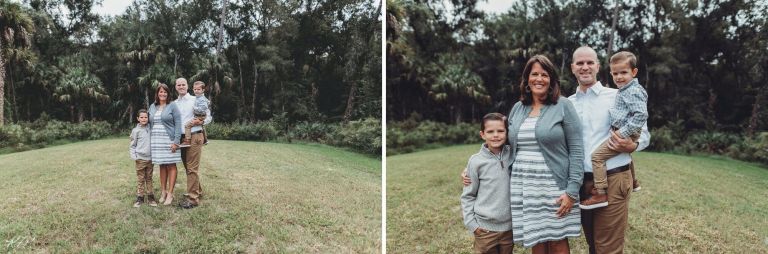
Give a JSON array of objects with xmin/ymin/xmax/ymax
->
[
  {"xmin": 133, "ymin": 196, "xmax": 143, "ymax": 208},
  {"xmin": 146, "ymin": 194, "xmax": 158, "ymax": 207},
  {"xmin": 632, "ymin": 179, "xmax": 642, "ymax": 192},
  {"xmin": 580, "ymin": 189, "xmax": 608, "ymax": 210},
  {"xmin": 178, "ymin": 140, "xmax": 192, "ymax": 148}
]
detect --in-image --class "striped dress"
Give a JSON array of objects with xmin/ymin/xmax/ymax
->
[
  {"xmin": 150, "ymin": 108, "xmax": 181, "ymax": 165},
  {"xmin": 510, "ymin": 116, "xmax": 581, "ymax": 247}
]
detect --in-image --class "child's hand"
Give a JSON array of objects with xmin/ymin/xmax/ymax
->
[{"xmin": 461, "ymin": 168, "xmax": 471, "ymax": 186}]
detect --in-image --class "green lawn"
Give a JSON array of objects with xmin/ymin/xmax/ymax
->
[
  {"xmin": 386, "ymin": 144, "xmax": 768, "ymax": 253},
  {"xmin": 0, "ymin": 139, "xmax": 381, "ymax": 253}
]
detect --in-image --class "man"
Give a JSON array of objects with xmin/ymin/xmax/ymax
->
[
  {"xmin": 175, "ymin": 78, "xmax": 212, "ymax": 209},
  {"xmin": 569, "ymin": 46, "xmax": 650, "ymax": 254}
]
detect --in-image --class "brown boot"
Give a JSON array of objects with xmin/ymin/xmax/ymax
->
[
  {"xmin": 633, "ymin": 179, "xmax": 642, "ymax": 192},
  {"xmin": 580, "ymin": 188, "xmax": 608, "ymax": 210}
]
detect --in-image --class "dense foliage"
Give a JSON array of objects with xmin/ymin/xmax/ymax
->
[
  {"xmin": 387, "ymin": 0, "xmax": 768, "ymax": 133},
  {"xmin": 0, "ymin": 0, "xmax": 381, "ymax": 130}
]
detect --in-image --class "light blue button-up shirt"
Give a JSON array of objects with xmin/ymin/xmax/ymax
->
[
  {"xmin": 176, "ymin": 93, "xmax": 212, "ymax": 132},
  {"xmin": 568, "ymin": 81, "xmax": 650, "ymax": 173}
]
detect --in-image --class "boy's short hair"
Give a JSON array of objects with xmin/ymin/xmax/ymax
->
[
  {"xmin": 610, "ymin": 51, "xmax": 638, "ymax": 69},
  {"xmin": 137, "ymin": 109, "xmax": 148, "ymax": 117},
  {"xmin": 193, "ymin": 81, "xmax": 206, "ymax": 89},
  {"xmin": 481, "ymin": 113, "xmax": 507, "ymax": 131}
]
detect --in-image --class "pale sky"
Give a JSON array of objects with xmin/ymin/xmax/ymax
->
[{"xmin": 93, "ymin": 0, "xmax": 133, "ymax": 17}]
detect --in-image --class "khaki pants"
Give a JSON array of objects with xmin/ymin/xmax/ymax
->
[
  {"xmin": 591, "ymin": 134, "xmax": 639, "ymax": 189},
  {"xmin": 135, "ymin": 159, "xmax": 154, "ymax": 196},
  {"xmin": 181, "ymin": 132, "xmax": 204, "ymax": 205},
  {"xmin": 580, "ymin": 169, "xmax": 633, "ymax": 254},
  {"xmin": 473, "ymin": 230, "xmax": 514, "ymax": 254}
]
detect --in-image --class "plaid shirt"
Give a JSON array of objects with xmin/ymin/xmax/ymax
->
[{"xmin": 610, "ymin": 78, "xmax": 648, "ymax": 138}]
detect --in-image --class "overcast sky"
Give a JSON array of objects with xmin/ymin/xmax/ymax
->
[
  {"xmin": 93, "ymin": 0, "xmax": 133, "ymax": 17},
  {"xmin": 475, "ymin": 0, "xmax": 514, "ymax": 15}
]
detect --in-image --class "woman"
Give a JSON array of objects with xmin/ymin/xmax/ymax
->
[
  {"xmin": 506, "ymin": 55, "xmax": 583, "ymax": 253},
  {"xmin": 149, "ymin": 83, "xmax": 183, "ymax": 206}
]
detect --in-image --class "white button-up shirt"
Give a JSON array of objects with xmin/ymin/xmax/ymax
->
[
  {"xmin": 176, "ymin": 93, "xmax": 212, "ymax": 132},
  {"xmin": 568, "ymin": 81, "xmax": 650, "ymax": 173}
]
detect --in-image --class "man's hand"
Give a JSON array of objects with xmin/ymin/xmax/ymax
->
[
  {"xmin": 190, "ymin": 118, "xmax": 203, "ymax": 126},
  {"xmin": 461, "ymin": 168, "xmax": 471, "ymax": 186},
  {"xmin": 608, "ymin": 130, "xmax": 637, "ymax": 153}
]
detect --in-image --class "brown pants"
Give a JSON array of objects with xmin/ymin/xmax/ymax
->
[
  {"xmin": 181, "ymin": 132, "xmax": 204, "ymax": 205},
  {"xmin": 135, "ymin": 159, "xmax": 154, "ymax": 196},
  {"xmin": 580, "ymin": 168, "xmax": 633, "ymax": 254},
  {"xmin": 591, "ymin": 134, "xmax": 639, "ymax": 189},
  {"xmin": 184, "ymin": 115, "xmax": 207, "ymax": 142},
  {"xmin": 473, "ymin": 230, "xmax": 514, "ymax": 254}
]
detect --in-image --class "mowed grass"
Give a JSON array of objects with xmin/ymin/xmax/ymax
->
[
  {"xmin": 0, "ymin": 139, "xmax": 381, "ymax": 253},
  {"xmin": 386, "ymin": 144, "xmax": 768, "ymax": 253}
]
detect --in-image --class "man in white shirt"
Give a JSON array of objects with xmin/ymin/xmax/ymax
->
[
  {"xmin": 175, "ymin": 78, "xmax": 212, "ymax": 209},
  {"xmin": 568, "ymin": 46, "xmax": 650, "ymax": 254}
]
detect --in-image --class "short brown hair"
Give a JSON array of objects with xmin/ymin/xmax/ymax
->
[
  {"xmin": 153, "ymin": 83, "xmax": 173, "ymax": 105},
  {"xmin": 519, "ymin": 55, "xmax": 561, "ymax": 105},
  {"xmin": 481, "ymin": 112, "xmax": 507, "ymax": 131},
  {"xmin": 136, "ymin": 109, "xmax": 148, "ymax": 117},
  {"xmin": 193, "ymin": 81, "xmax": 206, "ymax": 89},
  {"xmin": 610, "ymin": 51, "xmax": 638, "ymax": 69}
]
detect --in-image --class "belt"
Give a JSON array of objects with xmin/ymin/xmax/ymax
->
[
  {"xmin": 584, "ymin": 164, "xmax": 631, "ymax": 180},
  {"xmin": 190, "ymin": 130, "xmax": 203, "ymax": 134}
]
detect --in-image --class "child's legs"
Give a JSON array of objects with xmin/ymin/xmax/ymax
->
[
  {"xmin": 135, "ymin": 160, "xmax": 148, "ymax": 196},
  {"xmin": 591, "ymin": 139, "xmax": 622, "ymax": 190},
  {"xmin": 473, "ymin": 230, "xmax": 513, "ymax": 254},
  {"xmin": 143, "ymin": 163, "xmax": 154, "ymax": 195},
  {"xmin": 184, "ymin": 121, "xmax": 195, "ymax": 141}
]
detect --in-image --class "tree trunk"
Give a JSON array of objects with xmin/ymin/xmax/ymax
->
[
  {"xmin": 607, "ymin": 1, "xmax": 621, "ymax": 58},
  {"xmin": 237, "ymin": 46, "xmax": 245, "ymax": 120},
  {"xmin": 216, "ymin": 0, "xmax": 228, "ymax": 55},
  {"xmin": 70, "ymin": 105, "xmax": 75, "ymax": 123},
  {"xmin": 252, "ymin": 60, "xmax": 258, "ymax": 122},
  {"xmin": 9, "ymin": 65, "xmax": 16, "ymax": 123},
  {"xmin": 78, "ymin": 106, "xmax": 84, "ymax": 123},
  {"xmin": 0, "ymin": 40, "xmax": 5, "ymax": 126},
  {"xmin": 343, "ymin": 85, "xmax": 356, "ymax": 122}
]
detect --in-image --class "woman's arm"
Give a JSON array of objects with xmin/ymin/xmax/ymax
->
[
  {"xmin": 561, "ymin": 100, "xmax": 583, "ymax": 198},
  {"xmin": 171, "ymin": 104, "xmax": 182, "ymax": 145}
]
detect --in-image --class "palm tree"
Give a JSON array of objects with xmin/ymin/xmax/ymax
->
[
  {"xmin": 0, "ymin": 1, "xmax": 35, "ymax": 126},
  {"xmin": 53, "ymin": 67, "xmax": 110, "ymax": 122},
  {"xmin": 429, "ymin": 57, "xmax": 491, "ymax": 124},
  {"xmin": 191, "ymin": 54, "xmax": 234, "ymax": 111}
]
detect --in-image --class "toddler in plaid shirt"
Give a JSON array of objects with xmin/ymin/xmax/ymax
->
[{"xmin": 581, "ymin": 51, "xmax": 648, "ymax": 210}]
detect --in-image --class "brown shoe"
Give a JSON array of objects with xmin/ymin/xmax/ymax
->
[
  {"xmin": 580, "ymin": 189, "xmax": 608, "ymax": 210},
  {"xmin": 147, "ymin": 194, "xmax": 158, "ymax": 207},
  {"xmin": 633, "ymin": 179, "xmax": 642, "ymax": 192},
  {"xmin": 179, "ymin": 140, "xmax": 192, "ymax": 148}
]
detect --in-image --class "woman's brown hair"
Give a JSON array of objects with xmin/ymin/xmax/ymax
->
[
  {"xmin": 519, "ymin": 55, "xmax": 561, "ymax": 105},
  {"xmin": 153, "ymin": 83, "xmax": 174, "ymax": 105}
]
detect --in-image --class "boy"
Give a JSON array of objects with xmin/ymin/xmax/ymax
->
[
  {"xmin": 580, "ymin": 51, "xmax": 648, "ymax": 210},
  {"xmin": 179, "ymin": 81, "xmax": 209, "ymax": 147},
  {"xmin": 460, "ymin": 113, "xmax": 514, "ymax": 254},
  {"xmin": 129, "ymin": 109, "xmax": 158, "ymax": 207}
]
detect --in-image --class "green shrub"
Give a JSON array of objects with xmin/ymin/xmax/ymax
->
[
  {"xmin": 387, "ymin": 121, "xmax": 479, "ymax": 155},
  {"xmin": 330, "ymin": 118, "xmax": 381, "ymax": 155},
  {"xmin": 0, "ymin": 120, "xmax": 114, "ymax": 150}
]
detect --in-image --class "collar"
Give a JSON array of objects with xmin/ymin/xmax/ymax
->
[
  {"xmin": 576, "ymin": 81, "xmax": 605, "ymax": 97},
  {"xmin": 177, "ymin": 93, "xmax": 194, "ymax": 101},
  {"xmin": 618, "ymin": 78, "xmax": 639, "ymax": 91}
]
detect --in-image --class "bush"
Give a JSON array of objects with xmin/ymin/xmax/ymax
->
[
  {"xmin": 387, "ymin": 121, "xmax": 478, "ymax": 155},
  {"xmin": 0, "ymin": 120, "xmax": 114, "ymax": 150},
  {"xmin": 329, "ymin": 118, "xmax": 382, "ymax": 155}
]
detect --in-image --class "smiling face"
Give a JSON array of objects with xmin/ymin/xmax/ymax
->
[
  {"xmin": 571, "ymin": 47, "xmax": 600, "ymax": 87},
  {"xmin": 175, "ymin": 78, "xmax": 188, "ymax": 96},
  {"xmin": 528, "ymin": 62, "xmax": 550, "ymax": 99},
  {"xmin": 610, "ymin": 60, "xmax": 638, "ymax": 88},
  {"xmin": 158, "ymin": 88, "xmax": 168, "ymax": 103},
  {"xmin": 480, "ymin": 119, "xmax": 507, "ymax": 152},
  {"xmin": 193, "ymin": 84, "xmax": 205, "ymax": 96},
  {"xmin": 137, "ymin": 112, "xmax": 148, "ymax": 126}
]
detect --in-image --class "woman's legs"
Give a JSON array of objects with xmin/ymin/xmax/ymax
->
[
  {"xmin": 164, "ymin": 164, "xmax": 178, "ymax": 205},
  {"xmin": 158, "ymin": 165, "xmax": 168, "ymax": 202},
  {"xmin": 547, "ymin": 239, "xmax": 570, "ymax": 254}
]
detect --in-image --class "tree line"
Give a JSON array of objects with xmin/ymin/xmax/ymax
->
[
  {"xmin": 0, "ymin": 0, "xmax": 381, "ymax": 127},
  {"xmin": 386, "ymin": 0, "xmax": 768, "ymax": 136}
]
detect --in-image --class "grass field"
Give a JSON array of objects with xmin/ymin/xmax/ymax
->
[
  {"xmin": 0, "ymin": 139, "xmax": 381, "ymax": 253},
  {"xmin": 386, "ymin": 144, "xmax": 768, "ymax": 253}
]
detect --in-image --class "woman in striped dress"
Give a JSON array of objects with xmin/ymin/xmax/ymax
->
[
  {"xmin": 507, "ymin": 55, "xmax": 584, "ymax": 253},
  {"xmin": 148, "ymin": 83, "xmax": 183, "ymax": 206}
]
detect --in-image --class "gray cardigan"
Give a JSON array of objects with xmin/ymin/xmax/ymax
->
[
  {"xmin": 461, "ymin": 144, "xmax": 514, "ymax": 233},
  {"xmin": 148, "ymin": 102, "xmax": 182, "ymax": 145},
  {"xmin": 507, "ymin": 98, "xmax": 584, "ymax": 198}
]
